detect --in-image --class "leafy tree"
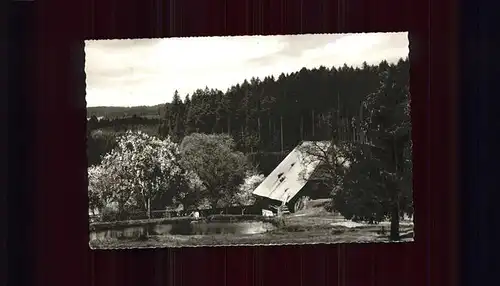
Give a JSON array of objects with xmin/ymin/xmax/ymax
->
[
  {"xmin": 87, "ymin": 129, "xmax": 118, "ymax": 167},
  {"xmin": 297, "ymin": 140, "xmax": 353, "ymax": 190},
  {"xmin": 179, "ymin": 133, "xmax": 250, "ymax": 208},
  {"xmin": 334, "ymin": 66, "xmax": 412, "ymax": 241},
  {"xmin": 294, "ymin": 64, "xmax": 411, "ymax": 241},
  {"xmin": 333, "ymin": 145, "xmax": 392, "ymax": 224},
  {"xmin": 88, "ymin": 115, "xmax": 99, "ymax": 130},
  {"xmin": 169, "ymin": 165, "xmax": 209, "ymax": 211}
]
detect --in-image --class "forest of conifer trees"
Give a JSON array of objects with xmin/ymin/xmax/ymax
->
[{"xmin": 87, "ymin": 57, "xmax": 410, "ymax": 175}]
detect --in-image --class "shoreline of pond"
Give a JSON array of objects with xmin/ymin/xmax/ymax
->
[
  {"xmin": 89, "ymin": 214, "xmax": 283, "ymax": 232},
  {"xmin": 89, "ymin": 224, "xmax": 415, "ymax": 249}
]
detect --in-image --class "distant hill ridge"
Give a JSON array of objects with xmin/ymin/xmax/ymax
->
[{"xmin": 87, "ymin": 104, "xmax": 168, "ymax": 119}]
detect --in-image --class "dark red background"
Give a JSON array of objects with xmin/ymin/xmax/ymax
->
[{"xmin": 32, "ymin": 0, "xmax": 458, "ymax": 285}]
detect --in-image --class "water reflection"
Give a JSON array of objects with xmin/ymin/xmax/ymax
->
[{"xmin": 90, "ymin": 221, "xmax": 276, "ymax": 240}]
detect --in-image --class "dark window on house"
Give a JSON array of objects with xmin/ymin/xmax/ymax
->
[
  {"xmin": 279, "ymin": 176, "xmax": 285, "ymax": 183},
  {"xmin": 277, "ymin": 172, "xmax": 284, "ymax": 178}
]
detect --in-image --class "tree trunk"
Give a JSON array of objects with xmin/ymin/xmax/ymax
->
[
  {"xmin": 211, "ymin": 199, "xmax": 218, "ymax": 210},
  {"xmin": 145, "ymin": 198, "xmax": 152, "ymax": 219},
  {"xmin": 311, "ymin": 110, "xmax": 315, "ymax": 137},
  {"xmin": 145, "ymin": 198, "xmax": 152, "ymax": 237},
  {"xmin": 337, "ymin": 93, "xmax": 341, "ymax": 141},
  {"xmin": 257, "ymin": 117, "xmax": 261, "ymax": 142},
  {"xmin": 390, "ymin": 203, "xmax": 401, "ymax": 241},
  {"xmin": 117, "ymin": 201, "xmax": 127, "ymax": 221},
  {"xmin": 351, "ymin": 118, "xmax": 356, "ymax": 142},
  {"xmin": 359, "ymin": 104, "xmax": 364, "ymax": 143},
  {"xmin": 268, "ymin": 115, "xmax": 272, "ymax": 139},
  {"xmin": 300, "ymin": 115, "xmax": 304, "ymax": 141},
  {"xmin": 241, "ymin": 125, "xmax": 245, "ymax": 149},
  {"xmin": 280, "ymin": 116, "xmax": 284, "ymax": 152}
]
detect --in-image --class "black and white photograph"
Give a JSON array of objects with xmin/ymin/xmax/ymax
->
[{"xmin": 86, "ymin": 32, "xmax": 413, "ymax": 249}]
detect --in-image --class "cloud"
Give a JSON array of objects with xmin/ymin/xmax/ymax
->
[
  {"xmin": 246, "ymin": 34, "xmax": 345, "ymax": 66},
  {"xmin": 301, "ymin": 32, "xmax": 408, "ymax": 68},
  {"xmin": 84, "ymin": 32, "xmax": 408, "ymax": 107}
]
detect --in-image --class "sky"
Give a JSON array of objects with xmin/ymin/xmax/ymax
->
[{"xmin": 84, "ymin": 32, "xmax": 408, "ymax": 107}]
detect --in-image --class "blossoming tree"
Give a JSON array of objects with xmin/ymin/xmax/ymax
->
[
  {"xmin": 88, "ymin": 164, "xmax": 111, "ymax": 216},
  {"xmin": 88, "ymin": 130, "xmax": 187, "ymax": 220},
  {"xmin": 234, "ymin": 171, "xmax": 265, "ymax": 214}
]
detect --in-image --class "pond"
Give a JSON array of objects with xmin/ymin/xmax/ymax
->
[{"xmin": 89, "ymin": 220, "xmax": 277, "ymax": 240}]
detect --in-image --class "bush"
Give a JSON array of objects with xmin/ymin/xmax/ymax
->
[
  {"xmin": 100, "ymin": 206, "xmax": 119, "ymax": 222},
  {"xmin": 275, "ymin": 217, "xmax": 286, "ymax": 228},
  {"xmin": 324, "ymin": 199, "xmax": 335, "ymax": 212},
  {"xmin": 99, "ymin": 205, "xmax": 138, "ymax": 222}
]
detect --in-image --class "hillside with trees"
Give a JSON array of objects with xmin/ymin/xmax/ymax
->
[
  {"xmin": 87, "ymin": 105, "xmax": 164, "ymax": 119},
  {"xmin": 88, "ymin": 58, "xmax": 409, "ymax": 169}
]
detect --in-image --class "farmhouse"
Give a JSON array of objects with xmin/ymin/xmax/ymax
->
[{"xmin": 252, "ymin": 141, "xmax": 334, "ymax": 213}]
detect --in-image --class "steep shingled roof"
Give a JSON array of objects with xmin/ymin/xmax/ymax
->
[{"xmin": 252, "ymin": 141, "xmax": 331, "ymax": 203}]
